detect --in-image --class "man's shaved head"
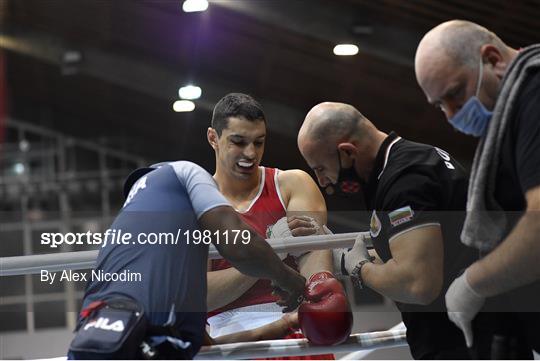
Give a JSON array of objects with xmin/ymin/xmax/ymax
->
[
  {"xmin": 297, "ymin": 102, "xmax": 385, "ymax": 188},
  {"xmin": 298, "ymin": 102, "xmax": 369, "ymax": 149},
  {"xmin": 416, "ymin": 20, "xmax": 507, "ymax": 70},
  {"xmin": 415, "ymin": 20, "xmax": 515, "ymax": 119}
]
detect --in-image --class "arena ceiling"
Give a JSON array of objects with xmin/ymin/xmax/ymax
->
[{"xmin": 2, "ymin": 0, "xmax": 539, "ymax": 171}]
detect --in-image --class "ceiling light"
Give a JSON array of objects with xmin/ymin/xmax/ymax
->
[
  {"xmin": 19, "ymin": 139, "xmax": 30, "ymax": 152},
  {"xmin": 178, "ymin": 85, "xmax": 202, "ymax": 100},
  {"xmin": 62, "ymin": 50, "xmax": 83, "ymax": 64},
  {"xmin": 333, "ymin": 44, "xmax": 359, "ymax": 56},
  {"xmin": 182, "ymin": 0, "xmax": 209, "ymax": 13},
  {"xmin": 13, "ymin": 163, "xmax": 25, "ymax": 175},
  {"xmin": 173, "ymin": 100, "xmax": 196, "ymax": 112}
]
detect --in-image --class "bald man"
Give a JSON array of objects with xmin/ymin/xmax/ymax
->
[
  {"xmin": 416, "ymin": 20, "xmax": 540, "ymax": 354},
  {"xmin": 298, "ymin": 102, "xmax": 479, "ymax": 359}
]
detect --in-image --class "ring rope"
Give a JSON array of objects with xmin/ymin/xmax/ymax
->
[{"xmin": 0, "ymin": 232, "xmax": 368, "ymax": 276}]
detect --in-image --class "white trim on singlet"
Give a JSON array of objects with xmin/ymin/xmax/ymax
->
[
  {"xmin": 377, "ymin": 136, "xmax": 402, "ymax": 180},
  {"xmin": 274, "ymin": 169, "xmax": 287, "ymax": 211},
  {"xmin": 236, "ymin": 167, "xmax": 266, "ymax": 214}
]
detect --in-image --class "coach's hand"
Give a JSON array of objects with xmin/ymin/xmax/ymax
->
[
  {"xmin": 287, "ymin": 215, "xmax": 320, "ymax": 236},
  {"xmin": 272, "ymin": 266, "xmax": 306, "ymax": 312},
  {"xmin": 342, "ymin": 232, "xmax": 371, "ymax": 274},
  {"xmin": 445, "ymin": 269, "xmax": 485, "ymax": 348}
]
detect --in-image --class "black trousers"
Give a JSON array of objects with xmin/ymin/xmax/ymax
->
[
  {"xmin": 470, "ymin": 312, "xmax": 536, "ymax": 359},
  {"xmin": 417, "ymin": 312, "xmax": 536, "ymax": 360}
]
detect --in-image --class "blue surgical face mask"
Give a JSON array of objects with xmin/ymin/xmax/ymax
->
[{"xmin": 448, "ymin": 60, "xmax": 493, "ymax": 137}]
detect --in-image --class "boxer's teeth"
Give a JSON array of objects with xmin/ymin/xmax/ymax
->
[{"xmin": 237, "ymin": 161, "xmax": 254, "ymax": 168}]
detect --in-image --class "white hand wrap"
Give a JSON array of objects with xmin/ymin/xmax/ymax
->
[
  {"xmin": 266, "ymin": 217, "xmax": 293, "ymax": 239},
  {"xmin": 267, "ymin": 216, "xmax": 321, "ymax": 260},
  {"xmin": 266, "ymin": 217, "xmax": 292, "ymax": 260}
]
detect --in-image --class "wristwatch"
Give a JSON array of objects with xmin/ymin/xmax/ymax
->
[{"xmin": 350, "ymin": 258, "xmax": 374, "ymax": 289}]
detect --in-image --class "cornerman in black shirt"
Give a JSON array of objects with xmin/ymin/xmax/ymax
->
[
  {"xmin": 297, "ymin": 102, "xmax": 479, "ymax": 359},
  {"xmin": 415, "ymin": 20, "xmax": 540, "ymax": 355}
]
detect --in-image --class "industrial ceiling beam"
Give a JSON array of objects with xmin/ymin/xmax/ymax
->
[
  {"xmin": 0, "ymin": 27, "xmax": 304, "ymax": 138},
  {"xmin": 210, "ymin": 0, "xmax": 421, "ymax": 68}
]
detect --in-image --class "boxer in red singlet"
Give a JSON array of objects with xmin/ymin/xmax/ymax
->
[{"xmin": 205, "ymin": 93, "xmax": 338, "ymax": 358}]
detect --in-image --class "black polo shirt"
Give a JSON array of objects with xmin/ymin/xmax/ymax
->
[
  {"xmin": 363, "ymin": 132, "xmax": 477, "ymax": 358},
  {"xmin": 491, "ymin": 68, "xmax": 540, "ymax": 315}
]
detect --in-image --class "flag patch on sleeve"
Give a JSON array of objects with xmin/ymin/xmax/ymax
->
[{"xmin": 388, "ymin": 206, "xmax": 414, "ymax": 227}]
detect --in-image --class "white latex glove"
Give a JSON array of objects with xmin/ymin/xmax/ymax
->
[
  {"xmin": 342, "ymin": 232, "xmax": 371, "ymax": 275},
  {"xmin": 445, "ymin": 269, "xmax": 485, "ymax": 348}
]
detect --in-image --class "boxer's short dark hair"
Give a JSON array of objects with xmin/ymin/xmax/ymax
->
[{"xmin": 211, "ymin": 93, "xmax": 266, "ymax": 136}]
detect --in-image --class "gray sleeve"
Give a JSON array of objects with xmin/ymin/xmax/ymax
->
[{"xmin": 170, "ymin": 161, "xmax": 231, "ymax": 219}]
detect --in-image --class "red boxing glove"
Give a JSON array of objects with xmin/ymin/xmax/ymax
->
[{"xmin": 298, "ymin": 271, "xmax": 353, "ymax": 346}]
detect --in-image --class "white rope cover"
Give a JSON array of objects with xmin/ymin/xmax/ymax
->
[
  {"xmin": 341, "ymin": 322, "xmax": 407, "ymax": 360},
  {"xmin": 0, "ymin": 232, "xmax": 366, "ymax": 276},
  {"xmin": 195, "ymin": 328, "xmax": 407, "ymax": 359}
]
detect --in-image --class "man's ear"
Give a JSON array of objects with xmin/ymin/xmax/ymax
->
[
  {"xmin": 337, "ymin": 142, "xmax": 356, "ymax": 158},
  {"xmin": 207, "ymin": 128, "xmax": 219, "ymax": 150},
  {"xmin": 481, "ymin": 44, "xmax": 507, "ymax": 79}
]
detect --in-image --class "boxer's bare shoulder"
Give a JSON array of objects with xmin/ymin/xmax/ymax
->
[
  {"xmin": 277, "ymin": 169, "xmax": 312, "ymax": 190},
  {"xmin": 276, "ymin": 169, "xmax": 325, "ymax": 213}
]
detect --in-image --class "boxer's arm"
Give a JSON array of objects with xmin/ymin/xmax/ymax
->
[
  {"xmin": 207, "ymin": 266, "xmax": 257, "ymax": 311},
  {"xmin": 205, "ymin": 229, "xmax": 257, "ymax": 310},
  {"xmin": 467, "ymin": 185, "xmax": 540, "ymax": 296},
  {"xmin": 279, "ymin": 170, "xmax": 333, "ymax": 277},
  {"xmin": 200, "ymin": 206, "xmax": 288, "ymax": 278},
  {"xmin": 297, "ymin": 249, "xmax": 333, "ymax": 280},
  {"xmin": 201, "ymin": 206, "xmax": 305, "ymax": 310},
  {"xmin": 361, "ymin": 225, "xmax": 444, "ymax": 305}
]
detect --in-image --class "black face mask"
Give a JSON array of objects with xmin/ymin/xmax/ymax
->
[{"xmin": 333, "ymin": 150, "xmax": 365, "ymax": 197}]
